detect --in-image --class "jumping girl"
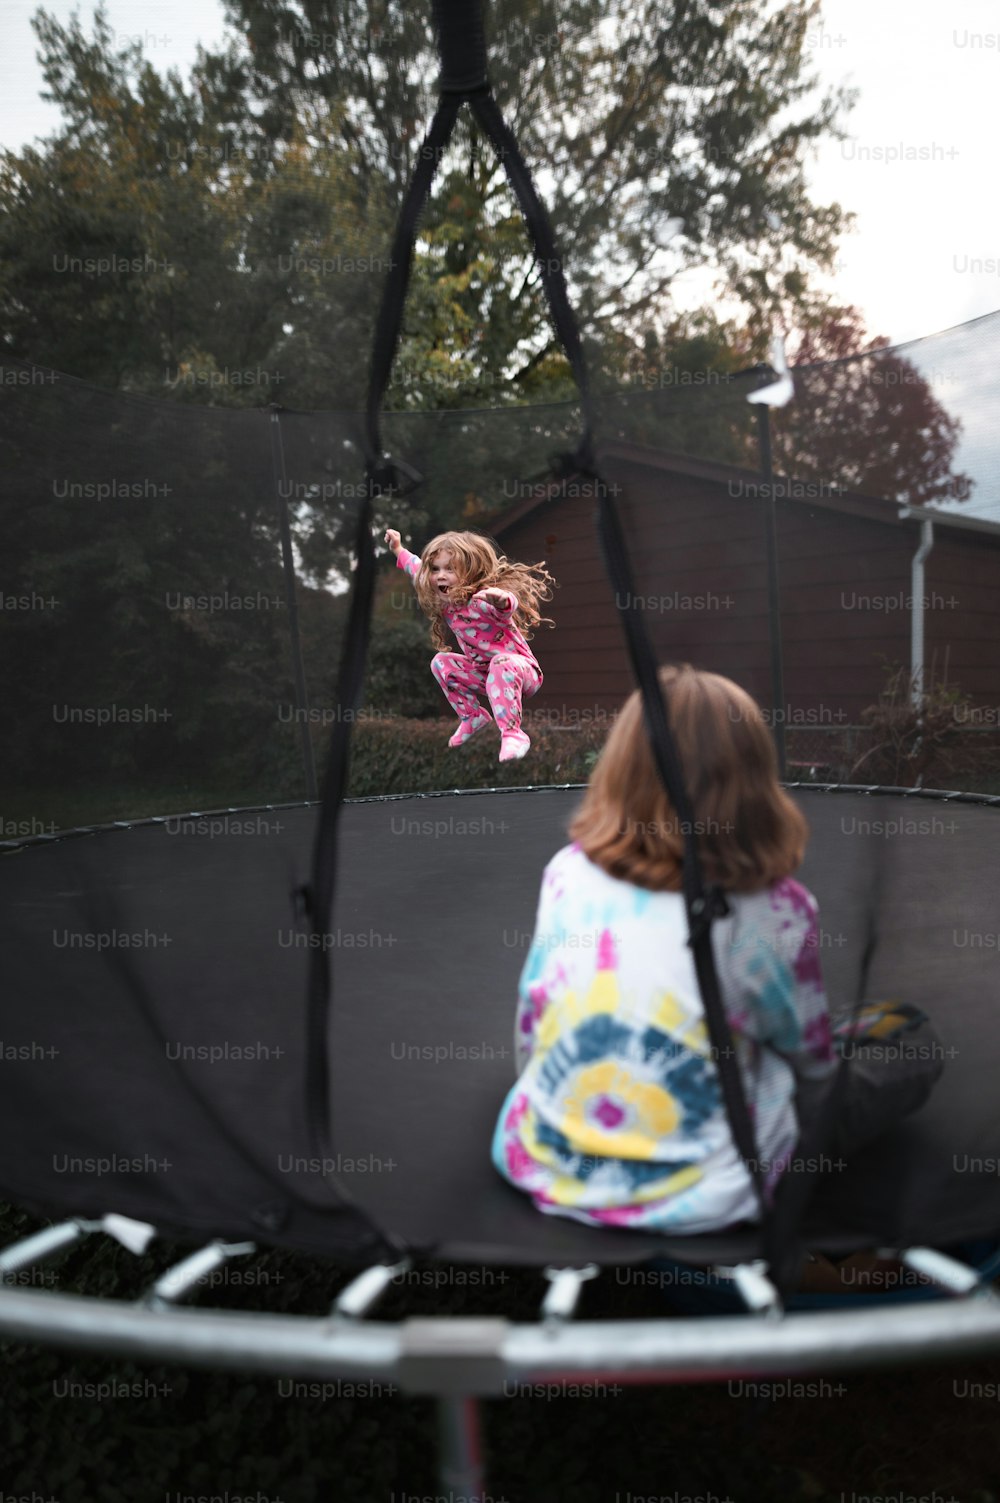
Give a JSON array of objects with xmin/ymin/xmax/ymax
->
[
  {"xmin": 493, "ymin": 664, "xmax": 943, "ymax": 1233},
  {"xmin": 384, "ymin": 529, "xmax": 555, "ymax": 763}
]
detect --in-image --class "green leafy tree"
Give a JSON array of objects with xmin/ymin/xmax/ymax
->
[
  {"xmin": 0, "ymin": 7, "xmax": 401, "ymax": 409},
  {"xmin": 222, "ymin": 0, "xmax": 856, "ymax": 403},
  {"xmin": 1, "ymin": 0, "xmax": 966, "ymax": 817}
]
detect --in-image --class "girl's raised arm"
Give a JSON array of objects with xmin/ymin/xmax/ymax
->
[{"xmin": 385, "ymin": 530, "xmax": 421, "ymax": 583}]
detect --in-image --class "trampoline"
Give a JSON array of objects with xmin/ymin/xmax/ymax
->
[
  {"xmin": 5, "ymin": 781, "xmax": 1000, "ymax": 1490},
  {"xmin": 4, "ymin": 780, "xmax": 1000, "ymax": 1264},
  {"xmin": 4, "ymin": 1, "xmax": 1000, "ymax": 1495}
]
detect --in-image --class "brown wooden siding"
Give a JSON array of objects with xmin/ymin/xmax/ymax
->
[
  {"xmin": 497, "ymin": 460, "xmax": 1000, "ymax": 725},
  {"xmin": 925, "ymin": 531, "xmax": 1000, "ymax": 703}
]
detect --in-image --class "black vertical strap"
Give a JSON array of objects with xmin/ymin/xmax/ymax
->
[
  {"xmin": 752, "ymin": 387, "xmax": 872, "ymax": 1294},
  {"xmin": 302, "ymin": 492, "xmax": 376, "ymax": 1126},
  {"xmin": 767, "ymin": 1045, "xmax": 853, "ymax": 1291},
  {"xmin": 268, "ymin": 408, "xmax": 318, "ymax": 801},
  {"xmin": 432, "ymin": 0, "xmax": 489, "ymax": 93},
  {"xmin": 765, "ymin": 955, "xmax": 871, "ymax": 1294},
  {"xmin": 467, "ymin": 91, "xmax": 598, "ymax": 454},
  {"xmin": 297, "ymin": 482, "xmax": 409, "ymax": 1258},
  {"xmin": 757, "ymin": 405, "xmax": 787, "ymax": 779},
  {"xmin": 299, "ymin": 82, "xmax": 465, "ymax": 1254},
  {"xmin": 309, "ymin": 93, "xmax": 462, "ymax": 1027},
  {"xmin": 434, "ymin": 116, "xmax": 807, "ymax": 1260},
  {"xmin": 363, "ymin": 94, "xmax": 461, "ymax": 470},
  {"xmin": 301, "ymin": 0, "xmax": 773, "ymax": 1266}
]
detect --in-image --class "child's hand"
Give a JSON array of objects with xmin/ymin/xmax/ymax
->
[
  {"xmin": 384, "ymin": 528, "xmax": 402, "ymax": 555},
  {"xmin": 476, "ymin": 588, "xmax": 511, "ymax": 609}
]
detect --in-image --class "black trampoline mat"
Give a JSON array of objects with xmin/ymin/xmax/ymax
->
[{"xmin": 2, "ymin": 786, "xmax": 1000, "ymax": 1266}]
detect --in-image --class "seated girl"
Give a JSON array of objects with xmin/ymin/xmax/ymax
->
[{"xmin": 492, "ymin": 664, "xmax": 943, "ymax": 1234}]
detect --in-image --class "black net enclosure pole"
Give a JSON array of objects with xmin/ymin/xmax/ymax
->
[
  {"xmin": 756, "ymin": 402, "xmax": 788, "ymax": 778},
  {"xmin": 268, "ymin": 406, "xmax": 318, "ymax": 800}
]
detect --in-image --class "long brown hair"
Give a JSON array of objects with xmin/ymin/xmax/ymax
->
[
  {"xmin": 570, "ymin": 664, "xmax": 807, "ymax": 893},
  {"xmin": 414, "ymin": 531, "xmax": 556, "ymax": 651}
]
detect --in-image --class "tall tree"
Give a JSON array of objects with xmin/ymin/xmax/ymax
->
[
  {"xmin": 0, "ymin": 7, "xmax": 399, "ymax": 408},
  {"xmin": 4, "ymin": 1, "xmax": 857, "ymax": 412},
  {"xmin": 222, "ymin": 0, "xmax": 856, "ymax": 402}
]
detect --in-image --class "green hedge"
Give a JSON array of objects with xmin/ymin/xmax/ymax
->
[
  {"xmin": 363, "ymin": 613, "xmax": 445, "ymax": 720},
  {"xmin": 342, "ymin": 712, "xmax": 609, "ymax": 797},
  {"xmin": 3, "ymin": 713, "xmax": 610, "ymax": 831}
]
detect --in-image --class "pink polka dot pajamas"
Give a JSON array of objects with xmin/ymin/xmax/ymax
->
[
  {"xmin": 396, "ymin": 548, "xmax": 543, "ymax": 743},
  {"xmin": 430, "ymin": 650, "xmax": 541, "ymax": 736}
]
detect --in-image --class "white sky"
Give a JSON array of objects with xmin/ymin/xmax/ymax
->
[{"xmin": 1, "ymin": 0, "xmax": 998, "ymax": 346}]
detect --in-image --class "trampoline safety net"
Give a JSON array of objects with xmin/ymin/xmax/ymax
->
[{"xmin": 3, "ymin": 5, "xmax": 1000, "ymax": 1274}]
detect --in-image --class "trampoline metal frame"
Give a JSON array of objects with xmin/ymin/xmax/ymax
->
[{"xmin": 4, "ymin": 1220, "xmax": 1000, "ymax": 1496}]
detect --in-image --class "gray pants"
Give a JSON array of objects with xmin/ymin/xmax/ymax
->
[{"xmin": 794, "ymin": 1017, "xmax": 946, "ymax": 1158}]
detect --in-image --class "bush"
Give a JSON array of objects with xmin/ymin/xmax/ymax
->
[
  {"xmin": 364, "ymin": 613, "xmax": 444, "ymax": 720},
  {"xmin": 342, "ymin": 712, "xmax": 610, "ymax": 797},
  {"xmin": 843, "ymin": 662, "xmax": 1000, "ymax": 790}
]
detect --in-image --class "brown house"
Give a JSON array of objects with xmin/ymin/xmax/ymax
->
[{"xmin": 492, "ymin": 442, "xmax": 1000, "ymax": 730}]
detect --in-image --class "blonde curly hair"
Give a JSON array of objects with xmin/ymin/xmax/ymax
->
[{"xmin": 413, "ymin": 531, "xmax": 556, "ymax": 651}]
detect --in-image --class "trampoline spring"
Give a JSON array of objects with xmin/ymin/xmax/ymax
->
[
  {"xmin": 899, "ymin": 1246, "xmax": 985, "ymax": 1296},
  {"xmin": 724, "ymin": 1261, "xmax": 783, "ymax": 1317},
  {"xmin": 540, "ymin": 1264, "xmax": 599, "ymax": 1324},
  {"xmin": 143, "ymin": 1240, "xmax": 257, "ymax": 1310},
  {"xmin": 0, "ymin": 1218, "xmax": 94, "ymax": 1282},
  {"xmin": 331, "ymin": 1259, "xmax": 412, "ymax": 1320}
]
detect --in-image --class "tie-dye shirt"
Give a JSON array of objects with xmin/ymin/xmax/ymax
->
[
  {"xmin": 492, "ymin": 843, "xmax": 836, "ymax": 1233},
  {"xmin": 396, "ymin": 548, "xmax": 541, "ymax": 673}
]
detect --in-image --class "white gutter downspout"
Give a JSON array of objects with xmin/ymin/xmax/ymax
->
[{"xmin": 903, "ymin": 514, "xmax": 935, "ymax": 704}]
